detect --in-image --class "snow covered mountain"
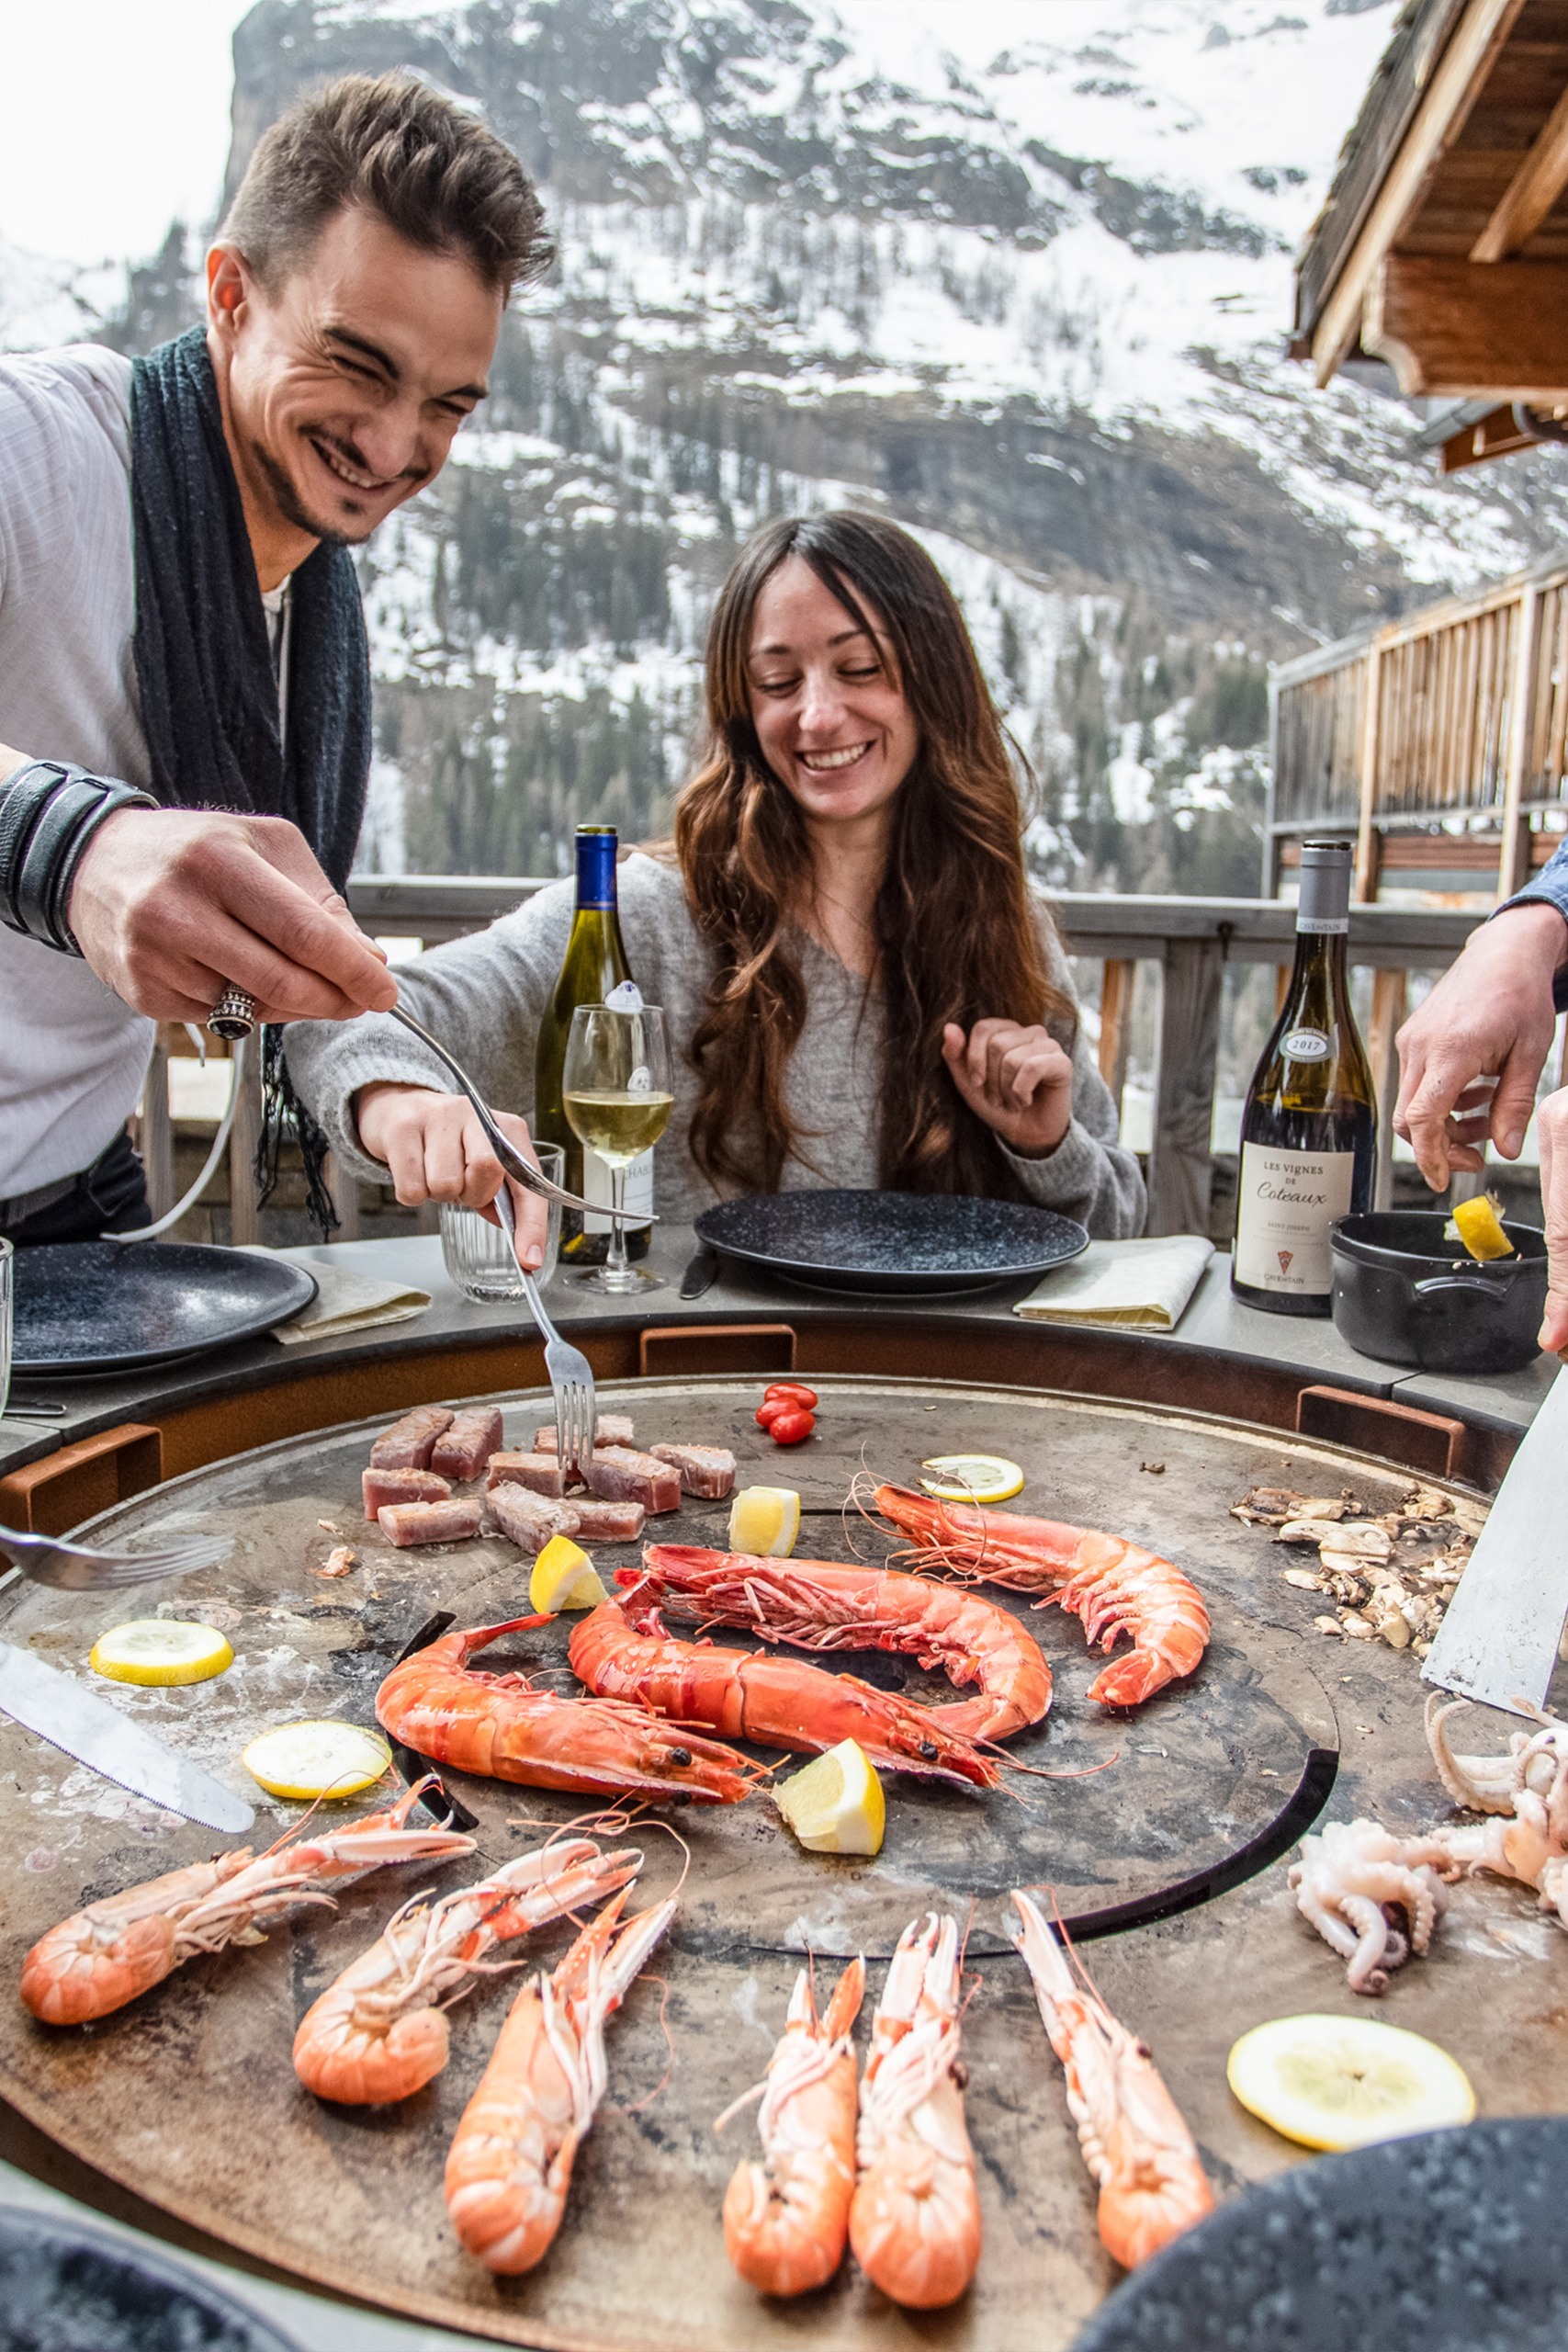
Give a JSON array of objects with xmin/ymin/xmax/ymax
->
[{"xmin": 11, "ymin": 0, "xmax": 1568, "ymax": 889}]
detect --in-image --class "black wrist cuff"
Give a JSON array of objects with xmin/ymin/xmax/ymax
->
[{"xmin": 0, "ymin": 762, "xmax": 156, "ymax": 954}]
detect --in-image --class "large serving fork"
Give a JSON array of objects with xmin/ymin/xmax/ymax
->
[
  {"xmin": 0, "ymin": 1524, "xmax": 232, "ymax": 1594},
  {"xmin": 491, "ymin": 1187, "xmax": 597, "ymax": 1482}
]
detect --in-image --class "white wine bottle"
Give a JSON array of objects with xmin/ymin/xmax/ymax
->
[
  {"xmin": 533, "ymin": 827, "xmax": 652, "ymax": 1264},
  {"xmin": 1232, "ymin": 839, "xmax": 1375, "ymax": 1317}
]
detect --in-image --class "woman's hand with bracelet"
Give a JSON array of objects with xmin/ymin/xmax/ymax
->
[
  {"xmin": 942, "ymin": 1019, "xmax": 1074, "ymax": 1159},
  {"xmin": 355, "ymin": 1082, "xmax": 550, "ymax": 1270}
]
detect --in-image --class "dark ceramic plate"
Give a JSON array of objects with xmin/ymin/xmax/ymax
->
[
  {"xmin": 0, "ymin": 2199, "xmax": 304, "ymax": 2352},
  {"xmin": 1074, "ymin": 2118, "xmax": 1568, "ymax": 2352},
  {"xmin": 12, "ymin": 1239, "xmax": 318, "ymax": 1376},
  {"xmin": 694, "ymin": 1189, "xmax": 1089, "ymax": 1297}
]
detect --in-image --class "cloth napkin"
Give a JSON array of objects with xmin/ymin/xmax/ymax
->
[
  {"xmin": 240, "ymin": 1249, "xmax": 433, "ymax": 1345},
  {"xmin": 1012, "ymin": 1235, "xmax": 1214, "ymax": 1330}
]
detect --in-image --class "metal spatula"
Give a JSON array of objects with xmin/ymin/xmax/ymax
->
[{"xmin": 1421, "ymin": 1367, "xmax": 1568, "ymax": 1718}]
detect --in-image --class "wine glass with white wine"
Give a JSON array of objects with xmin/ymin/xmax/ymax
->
[{"xmin": 561, "ymin": 1001, "xmax": 673, "ymax": 1293}]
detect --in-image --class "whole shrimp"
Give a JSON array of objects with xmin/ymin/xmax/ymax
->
[
  {"xmin": 1009, "ymin": 1891, "xmax": 1213, "ymax": 2269},
  {"xmin": 292, "ymin": 1835, "xmax": 642, "ymax": 2104},
  {"xmin": 570, "ymin": 1600, "xmax": 997, "ymax": 1789},
  {"xmin": 718, "ymin": 1957, "xmax": 865, "ymax": 2297},
  {"xmin": 849, "ymin": 1914, "xmax": 980, "ymax": 2311},
  {"xmin": 20, "ymin": 1778, "xmax": 471, "ymax": 2028},
  {"xmin": 634, "ymin": 1546, "xmax": 1051, "ymax": 1741},
  {"xmin": 874, "ymin": 1485, "xmax": 1210, "ymax": 1710},
  {"xmin": 445, "ymin": 1886, "xmax": 676, "ymax": 2273},
  {"xmin": 1288, "ymin": 1819, "xmax": 1456, "ymax": 1993},
  {"xmin": 375, "ymin": 1616, "xmax": 764, "ymax": 1804}
]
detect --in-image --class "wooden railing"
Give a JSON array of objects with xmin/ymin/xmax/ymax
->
[
  {"xmin": 141, "ymin": 881, "xmax": 1485, "ymax": 1245},
  {"xmin": 1270, "ymin": 550, "xmax": 1568, "ymax": 901}
]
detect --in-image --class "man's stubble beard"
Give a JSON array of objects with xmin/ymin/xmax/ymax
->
[{"xmin": 250, "ymin": 432, "xmax": 367, "ymax": 550}]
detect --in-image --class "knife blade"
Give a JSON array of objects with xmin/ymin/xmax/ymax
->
[
  {"xmin": 0, "ymin": 1642, "xmax": 254, "ymax": 1831},
  {"xmin": 1421, "ymin": 1366, "xmax": 1568, "ymax": 1719},
  {"xmin": 680, "ymin": 1245, "xmax": 719, "ymax": 1299}
]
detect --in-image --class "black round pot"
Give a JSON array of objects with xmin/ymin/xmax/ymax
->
[{"xmin": 1330, "ymin": 1210, "xmax": 1547, "ymax": 1375}]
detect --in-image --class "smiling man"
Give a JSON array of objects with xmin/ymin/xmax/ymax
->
[{"xmin": 0, "ymin": 74, "xmax": 547, "ymax": 1244}]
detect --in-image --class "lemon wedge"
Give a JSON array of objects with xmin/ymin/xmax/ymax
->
[
  {"xmin": 241, "ymin": 1721, "xmax": 391, "ymax": 1802},
  {"xmin": 919, "ymin": 1453, "xmax": 1024, "ymax": 1504},
  {"xmin": 529, "ymin": 1533, "xmax": 608, "ymax": 1614},
  {"xmin": 728, "ymin": 1486, "xmax": 801, "ymax": 1557},
  {"xmin": 1227, "ymin": 2013, "xmax": 1475, "ymax": 2152},
  {"xmin": 89, "ymin": 1620, "xmax": 233, "ymax": 1687},
  {"xmin": 774, "ymin": 1738, "xmax": 886, "ymax": 1855},
  {"xmin": 1450, "ymin": 1193, "xmax": 1515, "ymax": 1261}
]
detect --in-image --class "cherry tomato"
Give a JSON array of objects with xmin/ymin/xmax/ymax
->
[
  {"xmin": 768, "ymin": 1408, "xmax": 816, "ymax": 1446},
  {"xmin": 764, "ymin": 1383, "xmax": 818, "ymax": 1410},
  {"xmin": 755, "ymin": 1398, "xmax": 792, "ymax": 1430}
]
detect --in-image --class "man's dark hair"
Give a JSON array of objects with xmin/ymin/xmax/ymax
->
[{"xmin": 220, "ymin": 72, "xmax": 550, "ymax": 298}]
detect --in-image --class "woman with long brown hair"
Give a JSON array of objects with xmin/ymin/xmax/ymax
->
[{"xmin": 287, "ymin": 513, "xmax": 1144, "ymax": 1259}]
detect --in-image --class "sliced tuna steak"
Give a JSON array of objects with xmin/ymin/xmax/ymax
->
[
  {"xmin": 583, "ymin": 1447, "xmax": 681, "ymax": 1514},
  {"xmin": 369, "ymin": 1406, "xmax": 455, "ymax": 1471},
  {"xmin": 533, "ymin": 1413, "xmax": 635, "ymax": 1453},
  {"xmin": 362, "ymin": 1466, "xmax": 452, "ymax": 1520},
  {"xmin": 431, "ymin": 1405, "xmax": 504, "ymax": 1479},
  {"xmin": 377, "ymin": 1498, "xmax": 483, "ymax": 1547},
  {"xmin": 486, "ymin": 1451, "xmax": 566, "ymax": 1498},
  {"xmin": 487, "ymin": 1482, "xmax": 583, "ymax": 1554},
  {"xmin": 570, "ymin": 1498, "xmax": 647, "ymax": 1543},
  {"xmin": 649, "ymin": 1442, "xmax": 736, "ymax": 1499}
]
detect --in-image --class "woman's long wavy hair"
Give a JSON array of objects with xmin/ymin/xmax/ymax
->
[{"xmin": 674, "ymin": 512, "xmax": 1077, "ymax": 1198}]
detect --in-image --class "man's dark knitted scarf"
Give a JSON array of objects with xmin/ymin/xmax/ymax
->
[{"xmin": 129, "ymin": 325, "xmax": 370, "ymax": 1231}]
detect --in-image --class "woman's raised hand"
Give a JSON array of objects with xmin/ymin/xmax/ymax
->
[
  {"xmin": 355, "ymin": 1083, "xmax": 549, "ymax": 1271},
  {"xmin": 942, "ymin": 1021, "xmax": 1074, "ymax": 1159}
]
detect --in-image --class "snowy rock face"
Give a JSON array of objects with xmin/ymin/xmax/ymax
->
[{"xmin": 17, "ymin": 0, "xmax": 1568, "ymax": 888}]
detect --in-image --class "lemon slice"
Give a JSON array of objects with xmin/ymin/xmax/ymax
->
[
  {"xmin": 529, "ymin": 1533, "xmax": 608, "ymax": 1614},
  {"xmin": 1450, "ymin": 1193, "xmax": 1515, "ymax": 1261},
  {"xmin": 919, "ymin": 1453, "xmax": 1024, "ymax": 1504},
  {"xmin": 774, "ymin": 1738, "xmax": 886, "ymax": 1855},
  {"xmin": 1227, "ymin": 2013, "xmax": 1475, "ymax": 2152},
  {"xmin": 728, "ymin": 1486, "xmax": 801, "ymax": 1557},
  {"xmin": 242, "ymin": 1722, "xmax": 391, "ymax": 1802},
  {"xmin": 89, "ymin": 1620, "xmax": 233, "ymax": 1687}
]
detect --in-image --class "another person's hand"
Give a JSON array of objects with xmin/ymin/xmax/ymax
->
[
  {"xmin": 68, "ymin": 808, "xmax": 399, "ymax": 1025},
  {"xmin": 1534, "ymin": 1089, "xmax": 1568, "ymax": 1353},
  {"xmin": 942, "ymin": 1019, "xmax": 1074, "ymax": 1159},
  {"xmin": 1394, "ymin": 903, "xmax": 1566, "ymax": 1188},
  {"xmin": 355, "ymin": 1083, "xmax": 549, "ymax": 1272}
]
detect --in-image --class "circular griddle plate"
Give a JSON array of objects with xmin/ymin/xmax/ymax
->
[
  {"xmin": 0, "ymin": 1377, "xmax": 1413, "ymax": 2352},
  {"xmin": 12, "ymin": 1241, "xmax": 318, "ymax": 1375},
  {"xmin": 694, "ymin": 1191, "xmax": 1089, "ymax": 1295},
  {"xmin": 0, "ymin": 2199, "xmax": 305, "ymax": 2352}
]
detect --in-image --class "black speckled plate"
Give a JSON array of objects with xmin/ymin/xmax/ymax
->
[
  {"xmin": 0, "ymin": 2200, "xmax": 306, "ymax": 2351},
  {"xmin": 12, "ymin": 1240, "xmax": 318, "ymax": 1376},
  {"xmin": 1074, "ymin": 2118, "xmax": 1568, "ymax": 2352},
  {"xmin": 694, "ymin": 1188, "xmax": 1089, "ymax": 1297}
]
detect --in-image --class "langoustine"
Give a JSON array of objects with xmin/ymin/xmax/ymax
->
[
  {"xmin": 1009, "ymin": 1891, "xmax": 1213, "ymax": 2269},
  {"xmin": 849, "ymin": 1914, "xmax": 980, "ymax": 2311},
  {"xmin": 569, "ymin": 1599, "xmax": 998, "ymax": 1789},
  {"xmin": 1288, "ymin": 1819, "xmax": 1455, "ymax": 1994},
  {"xmin": 633, "ymin": 1545, "xmax": 1052, "ymax": 1742},
  {"xmin": 874, "ymin": 1485, "xmax": 1209, "ymax": 1710},
  {"xmin": 292, "ymin": 1835, "xmax": 642, "ymax": 2105},
  {"xmin": 445, "ymin": 1887, "xmax": 676, "ymax": 2274},
  {"xmin": 20, "ymin": 1779, "xmax": 472, "ymax": 2027},
  {"xmin": 374, "ymin": 1615, "xmax": 764, "ymax": 1804},
  {"xmin": 718, "ymin": 1958, "xmax": 865, "ymax": 2297}
]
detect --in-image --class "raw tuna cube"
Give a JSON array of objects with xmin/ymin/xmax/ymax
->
[
  {"xmin": 432, "ymin": 1405, "xmax": 504, "ymax": 1479},
  {"xmin": 486, "ymin": 1452, "xmax": 566, "ymax": 1498},
  {"xmin": 570, "ymin": 1498, "xmax": 648, "ymax": 1544},
  {"xmin": 533, "ymin": 1413, "xmax": 635, "ymax": 1454},
  {"xmin": 377, "ymin": 1498, "xmax": 483, "ymax": 1548},
  {"xmin": 487, "ymin": 1482, "xmax": 583, "ymax": 1555},
  {"xmin": 649, "ymin": 1443, "xmax": 736, "ymax": 1500},
  {"xmin": 583, "ymin": 1447, "xmax": 681, "ymax": 1514},
  {"xmin": 362, "ymin": 1466, "xmax": 452, "ymax": 1520},
  {"xmin": 369, "ymin": 1407, "xmax": 455, "ymax": 1471}
]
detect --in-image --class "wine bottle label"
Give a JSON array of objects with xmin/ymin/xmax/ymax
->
[
  {"xmin": 1294, "ymin": 914, "xmax": 1348, "ymax": 935},
  {"xmin": 1281, "ymin": 1028, "xmax": 1331, "ymax": 1061},
  {"xmin": 1234, "ymin": 1143, "xmax": 1356, "ymax": 1296},
  {"xmin": 582, "ymin": 1146, "xmax": 654, "ymax": 1233}
]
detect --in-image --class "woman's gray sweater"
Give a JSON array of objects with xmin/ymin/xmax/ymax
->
[{"xmin": 286, "ymin": 854, "xmax": 1145, "ymax": 1237}]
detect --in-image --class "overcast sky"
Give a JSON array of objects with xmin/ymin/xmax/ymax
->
[{"xmin": 0, "ymin": 3, "xmax": 248, "ymax": 266}]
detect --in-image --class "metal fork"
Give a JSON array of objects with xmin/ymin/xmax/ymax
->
[
  {"xmin": 0, "ymin": 1525, "xmax": 233, "ymax": 1593},
  {"xmin": 492, "ymin": 1187, "xmax": 598, "ymax": 1481}
]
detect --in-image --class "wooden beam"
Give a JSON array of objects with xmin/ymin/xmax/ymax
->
[
  {"xmin": 1472, "ymin": 81, "xmax": 1568, "ymax": 261},
  {"xmin": 1354, "ymin": 640, "xmax": 1382, "ymax": 902},
  {"xmin": 1367, "ymin": 967, "xmax": 1407, "ymax": 1212},
  {"xmin": 1096, "ymin": 958, "xmax": 1134, "ymax": 1119},
  {"xmin": 1496, "ymin": 582, "xmax": 1541, "ymax": 899},
  {"xmin": 1146, "ymin": 938, "xmax": 1224, "ymax": 1238},
  {"xmin": 1439, "ymin": 403, "xmax": 1540, "ymax": 469},
  {"xmin": 1313, "ymin": 0, "xmax": 1527, "ymax": 385},
  {"xmin": 1365, "ymin": 254, "xmax": 1568, "ymax": 399}
]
